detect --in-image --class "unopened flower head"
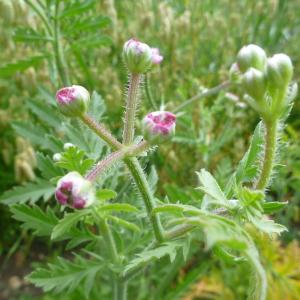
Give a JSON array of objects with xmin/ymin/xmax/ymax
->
[
  {"xmin": 55, "ymin": 171, "xmax": 95, "ymax": 209},
  {"xmin": 151, "ymin": 48, "xmax": 163, "ymax": 65},
  {"xmin": 63, "ymin": 143, "xmax": 75, "ymax": 150},
  {"xmin": 242, "ymin": 68, "xmax": 266, "ymax": 101},
  {"xmin": 123, "ymin": 38, "xmax": 153, "ymax": 73},
  {"xmin": 142, "ymin": 111, "xmax": 176, "ymax": 142},
  {"xmin": 56, "ymin": 85, "xmax": 90, "ymax": 117},
  {"xmin": 266, "ymin": 53, "xmax": 293, "ymax": 88},
  {"xmin": 237, "ymin": 44, "xmax": 267, "ymax": 73}
]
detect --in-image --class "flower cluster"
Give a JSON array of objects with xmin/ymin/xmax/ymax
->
[
  {"xmin": 232, "ymin": 44, "xmax": 295, "ymax": 119},
  {"xmin": 54, "ymin": 39, "xmax": 176, "ymax": 209}
]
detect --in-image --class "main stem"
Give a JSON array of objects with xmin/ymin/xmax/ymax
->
[
  {"xmin": 255, "ymin": 120, "xmax": 278, "ymax": 190},
  {"xmin": 124, "ymin": 158, "xmax": 164, "ymax": 242},
  {"xmin": 123, "ymin": 73, "xmax": 141, "ymax": 144}
]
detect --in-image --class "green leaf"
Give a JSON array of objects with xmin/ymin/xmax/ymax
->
[
  {"xmin": 225, "ymin": 122, "xmax": 264, "ymax": 197},
  {"xmin": 0, "ymin": 179, "xmax": 55, "ymax": 205},
  {"xmin": 249, "ymin": 217, "xmax": 288, "ymax": 234},
  {"xmin": 27, "ymin": 253, "xmax": 103, "ymax": 297},
  {"xmin": 26, "ymin": 98, "xmax": 62, "ymax": 128},
  {"xmin": 12, "ymin": 121, "xmax": 48, "ymax": 146},
  {"xmin": 96, "ymin": 189, "xmax": 117, "ymax": 201},
  {"xmin": 262, "ymin": 201, "xmax": 288, "ymax": 214},
  {"xmin": 36, "ymin": 152, "xmax": 64, "ymax": 179},
  {"xmin": 55, "ymin": 146, "xmax": 94, "ymax": 175},
  {"xmin": 59, "ymin": 0, "xmax": 95, "ymax": 18},
  {"xmin": 124, "ymin": 241, "xmax": 184, "ymax": 274},
  {"xmin": 51, "ymin": 210, "xmax": 90, "ymax": 240},
  {"xmin": 106, "ymin": 215, "xmax": 140, "ymax": 232},
  {"xmin": 0, "ymin": 55, "xmax": 46, "ymax": 78},
  {"xmin": 10, "ymin": 204, "xmax": 58, "ymax": 236},
  {"xmin": 100, "ymin": 203, "xmax": 138, "ymax": 213},
  {"xmin": 197, "ymin": 169, "xmax": 228, "ymax": 209}
]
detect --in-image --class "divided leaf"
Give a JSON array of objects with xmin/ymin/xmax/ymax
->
[
  {"xmin": 10, "ymin": 204, "xmax": 58, "ymax": 236},
  {"xmin": 0, "ymin": 179, "xmax": 55, "ymax": 205}
]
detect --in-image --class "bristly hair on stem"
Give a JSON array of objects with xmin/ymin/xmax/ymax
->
[{"xmin": 123, "ymin": 73, "xmax": 142, "ymax": 144}]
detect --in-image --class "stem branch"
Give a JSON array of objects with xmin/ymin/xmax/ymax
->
[{"xmin": 173, "ymin": 81, "xmax": 230, "ymax": 113}]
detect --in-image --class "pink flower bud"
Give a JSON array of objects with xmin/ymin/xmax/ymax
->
[
  {"xmin": 56, "ymin": 85, "xmax": 90, "ymax": 117},
  {"xmin": 123, "ymin": 38, "xmax": 153, "ymax": 74},
  {"xmin": 151, "ymin": 48, "xmax": 163, "ymax": 65},
  {"xmin": 142, "ymin": 111, "xmax": 176, "ymax": 142},
  {"xmin": 55, "ymin": 172, "xmax": 95, "ymax": 209}
]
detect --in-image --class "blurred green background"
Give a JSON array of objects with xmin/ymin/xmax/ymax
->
[{"xmin": 0, "ymin": 0, "xmax": 299, "ymax": 299}]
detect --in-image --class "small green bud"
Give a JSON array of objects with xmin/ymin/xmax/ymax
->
[
  {"xmin": 237, "ymin": 44, "xmax": 267, "ymax": 72},
  {"xmin": 266, "ymin": 54, "xmax": 293, "ymax": 88},
  {"xmin": 56, "ymin": 85, "xmax": 90, "ymax": 117},
  {"xmin": 242, "ymin": 68, "xmax": 266, "ymax": 100},
  {"xmin": 123, "ymin": 38, "xmax": 153, "ymax": 74}
]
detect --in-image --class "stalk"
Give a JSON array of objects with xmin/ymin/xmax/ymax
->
[
  {"xmin": 123, "ymin": 74, "xmax": 141, "ymax": 144},
  {"xmin": 85, "ymin": 142, "xmax": 149, "ymax": 181},
  {"xmin": 173, "ymin": 81, "xmax": 230, "ymax": 113},
  {"xmin": 124, "ymin": 157, "xmax": 164, "ymax": 242},
  {"xmin": 80, "ymin": 114, "xmax": 123, "ymax": 150},
  {"xmin": 255, "ymin": 120, "xmax": 278, "ymax": 190}
]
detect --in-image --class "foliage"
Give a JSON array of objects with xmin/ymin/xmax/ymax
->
[{"xmin": 0, "ymin": 1, "xmax": 300, "ymax": 300}]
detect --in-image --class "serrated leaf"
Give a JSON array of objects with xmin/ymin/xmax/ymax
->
[
  {"xmin": 10, "ymin": 204, "xmax": 58, "ymax": 236},
  {"xmin": 12, "ymin": 121, "xmax": 48, "ymax": 146},
  {"xmin": 123, "ymin": 241, "xmax": 183, "ymax": 274},
  {"xmin": 96, "ymin": 189, "xmax": 117, "ymax": 201},
  {"xmin": 250, "ymin": 217, "xmax": 288, "ymax": 234},
  {"xmin": 262, "ymin": 201, "xmax": 288, "ymax": 214},
  {"xmin": 36, "ymin": 152, "xmax": 64, "ymax": 179},
  {"xmin": 27, "ymin": 253, "xmax": 102, "ymax": 296},
  {"xmin": 225, "ymin": 122, "xmax": 264, "ymax": 197},
  {"xmin": 0, "ymin": 55, "xmax": 46, "ymax": 78},
  {"xmin": 59, "ymin": 0, "xmax": 95, "ymax": 18},
  {"xmin": 51, "ymin": 210, "xmax": 90, "ymax": 240},
  {"xmin": 55, "ymin": 146, "xmax": 94, "ymax": 175},
  {"xmin": 26, "ymin": 98, "xmax": 62, "ymax": 128},
  {"xmin": 197, "ymin": 169, "xmax": 228, "ymax": 209},
  {"xmin": 0, "ymin": 179, "xmax": 55, "ymax": 205}
]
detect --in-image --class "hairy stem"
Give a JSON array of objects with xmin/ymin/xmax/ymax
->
[
  {"xmin": 123, "ymin": 74, "xmax": 141, "ymax": 144},
  {"xmin": 255, "ymin": 120, "xmax": 278, "ymax": 190},
  {"xmin": 124, "ymin": 158, "xmax": 164, "ymax": 242},
  {"xmin": 79, "ymin": 115, "xmax": 164, "ymax": 243},
  {"xmin": 53, "ymin": 0, "xmax": 70, "ymax": 86},
  {"xmin": 173, "ymin": 81, "xmax": 231, "ymax": 113},
  {"xmin": 85, "ymin": 141, "xmax": 149, "ymax": 181},
  {"xmin": 80, "ymin": 114, "xmax": 123, "ymax": 150}
]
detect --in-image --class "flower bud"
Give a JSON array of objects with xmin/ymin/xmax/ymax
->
[
  {"xmin": 123, "ymin": 38, "xmax": 153, "ymax": 74},
  {"xmin": 237, "ymin": 44, "xmax": 267, "ymax": 72},
  {"xmin": 242, "ymin": 68, "xmax": 266, "ymax": 100},
  {"xmin": 142, "ymin": 111, "xmax": 176, "ymax": 143},
  {"xmin": 53, "ymin": 153, "xmax": 62, "ymax": 162},
  {"xmin": 151, "ymin": 48, "xmax": 163, "ymax": 65},
  {"xmin": 56, "ymin": 85, "xmax": 90, "ymax": 117},
  {"xmin": 55, "ymin": 172, "xmax": 95, "ymax": 209},
  {"xmin": 63, "ymin": 143, "xmax": 75, "ymax": 150},
  {"xmin": 266, "ymin": 54, "xmax": 293, "ymax": 88}
]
